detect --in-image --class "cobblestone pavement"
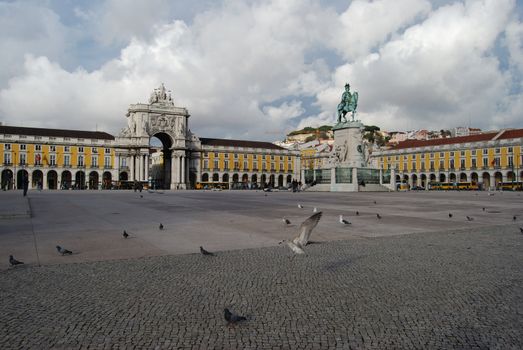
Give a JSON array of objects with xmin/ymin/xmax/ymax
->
[{"xmin": 1, "ymin": 224, "xmax": 522, "ymax": 349}]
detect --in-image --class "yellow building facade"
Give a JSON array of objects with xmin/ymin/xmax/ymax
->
[
  {"xmin": 198, "ymin": 138, "xmax": 299, "ymax": 189},
  {"xmin": 372, "ymin": 129, "xmax": 523, "ymax": 189}
]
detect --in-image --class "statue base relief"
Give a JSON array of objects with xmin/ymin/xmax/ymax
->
[{"xmin": 332, "ymin": 120, "xmax": 365, "ymax": 168}]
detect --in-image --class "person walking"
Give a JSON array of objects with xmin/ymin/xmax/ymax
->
[{"xmin": 22, "ymin": 174, "xmax": 29, "ymax": 197}]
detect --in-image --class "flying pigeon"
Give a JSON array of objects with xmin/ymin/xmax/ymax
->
[
  {"xmin": 376, "ymin": 213, "xmax": 382, "ymax": 219},
  {"xmin": 283, "ymin": 217, "xmax": 291, "ymax": 225},
  {"xmin": 200, "ymin": 246, "xmax": 214, "ymax": 256},
  {"xmin": 466, "ymin": 216, "xmax": 474, "ymax": 221},
  {"xmin": 224, "ymin": 308, "xmax": 247, "ymax": 324},
  {"xmin": 9, "ymin": 255, "xmax": 24, "ymax": 266},
  {"xmin": 159, "ymin": 223, "xmax": 164, "ymax": 230},
  {"xmin": 123, "ymin": 230, "xmax": 129, "ymax": 238},
  {"xmin": 298, "ymin": 204, "xmax": 304, "ymax": 209},
  {"xmin": 448, "ymin": 213, "xmax": 453, "ymax": 218},
  {"xmin": 283, "ymin": 212, "xmax": 322, "ymax": 254},
  {"xmin": 339, "ymin": 215, "xmax": 351, "ymax": 225},
  {"xmin": 56, "ymin": 245, "xmax": 72, "ymax": 255}
]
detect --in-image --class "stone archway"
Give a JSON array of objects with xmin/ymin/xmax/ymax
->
[
  {"xmin": 459, "ymin": 173, "xmax": 467, "ymax": 182},
  {"xmin": 119, "ymin": 172, "xmax": 128, "ymax": 181},
  {"xmin": 17, "ymin": 170, "xmax": 29, "ymax": 190},
  {"xmin": 482, "ymin": 172, "xmax": 490, "ymax": 190},
  {"xmin": 202, "ymin": 173, "xmax": 209, "ymax": 182},
  {"xmin": 429, "ymin": 173, "xmax": 436, "ymax": 183},
  {"xmin": 61, "ymin": 171, "xmax": 72, "ymax": 189},
  {"xmin": 47, "ymin": 170, "xmax": 58, "ymax": 190},
  {"xmin": 32, "ymin": 170, "xmax": 43, "ymax": 189},
  {"xmin": 1, "ymin": 169, "xmax": 13, "ymax": 190},
  {"xmin": 449, "ymin": 173, "xmax": 457, "ymax": 183},
  {"xmin": 103, "ymin": 171, "xmax": 112, "ymax": 189},
  {"xmin": 412, "ymin": 174, "xmax": 418, "ymax": 187},
  {"xmin": 232, "ymin": 173, "xmax": 239, "ymax": 183},
  {"xmin": 89, "ymin": 171, "xmax": 99, "ymax": 189},
  {"xmin": 278, "ymin": 175, "xmax": 284, "ymax": 187},
  {"xmin": 439, "ymin": 173, "xmax": 446, "ymax": 182},
  {"xmin": 120, "ymin": 85, "xmax": 191, "ymax": 190},
  {"xmin": 212, "ymin": 173, "xmax": 219, "ymax": 182},
  {"xmin": 471, "ymin": 172, "xmax": 478, "ymax": 185},
  {"xmin": 494, "ymin": 172, "xmax": 502, "ymax": 189},
  {"xmin": 420, "ymin": 174, "xmax": 427, "ymax": 188},
  {"xmin": 222, "ymin": 173, "xmax": 229, "ymax": 183},
  {"xmin": 251, "ymin": 174, "xmax": 257, "ymax": 185},
  {"xmin": 75, "ymin": 171, "xmax": 86, "ymax": 189}
]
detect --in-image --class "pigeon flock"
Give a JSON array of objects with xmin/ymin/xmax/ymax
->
[{"xmin": 6, "ymin": 191, "xmax": 522, "ymax": 327}]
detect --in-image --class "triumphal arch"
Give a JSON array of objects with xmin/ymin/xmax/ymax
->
[{"xmin": 117, "ymin": 84, "xmax": 200, "ymax": 189}]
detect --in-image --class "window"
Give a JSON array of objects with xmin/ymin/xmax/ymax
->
[
  {"xmin": 271, "ymin": 163, "xmax": 275, "ymax": 170},
  {"xmin": 225, "ymin": 153, "xmax": 229, "ymax": 159},
  {"xmin": 430, "ymin": 160, "xmax": 434, "ymax": 169},
  {"xmin": 243, "ymin": 161, "xmax": 248, "ymax": 169},
  {"xmin": 483, "ymin": 158, "xmax": 489, "ymax": 167},
  {"xmin": 4, "ymin": 153, "xmax": 11, "ymax": 164},
  {"xmin": 4, "ymin": 144, "xmax": 11, "ymax": 150},
  {"xmin": 104, "ymin": 156, "xmax": 111, "ymax": 168},
  {"xmin": 64, "ymin": 146, "xmax": 70, "ymax": 152},
  {"xmin": 439, "ymin": 160, "xmax": 444, "ymax": 169},
  {"xmin": 120, "ymin": 158, "xmax": 126, "ymax": 167},
  {"xmin": 483, "ymin": 149, "xmax": 488, "ymax": 155},
  {"xmin": 35, "ymin": 153, "xmax": 42, "ymax": 165},
  {"xmin": 234, "ymin": 154, "xmax": 238, "ymax": 159},
  {"xmin": 91, "ymin": 156, "xmax": 98, "ymax": 167},
  {"xmin": 271, "ymin": 155, "xmax": 274, "ymax": 160},
  {"xmin": 411, "ymin": 162, "xmax": 416, "ymax": 170},
  {"xmin": 78, "ymin": 155, "xmax": 84, "ymax": 167},
  {"xmin": 493, "ymin": 157, "xmax": 500, "ymax": 167},
  {"xmin": 49, "ymin": 154, "xmax": 56, "ymax": 166},
  {"xmin": 495, "ymin": 148, "xmax": 500, "ymax": 154},
  {"xmin": 20, "ymin": 144, "xmax": 26, "ymax": 151},
  {"xmin": 78, "ymin": 147, "xmax": 84, "ymax": 153},
  {"xmin": 460, "ymin": 159, "xmax": 465, "ymax": 168},
  {"xmin": 203, "ymin": 152, "xmax": 208, "ymax": 157},
  {"xmin": 224, "ymin": 160, "xmax": 229, "ymax": 169},
  {"xmin": 64, "ymin": 155, "xmax": 70, "ymax": 166},
  {"xmin": 105, "ymin": 148, "xmax": 111, "ymax": 154},
  {"xmin": 253, "ymin": 161, "xmax": 258, "ymax": 170},
  {"xmin": 214, "ymin": 152, "xmax": 218, "ymax": 157},
  {"xmin": 35, "ymin": 145, "xmax": 42, "ymax": 151},
  {"xmin": 262, "ymin": 162, "xmax": 267, "ymax": 171},
  {"xmin": 450, "ymin": 159, "xmax": 455, "ymax": 169},
  {"xmin": 508, "ymin": 156, "xmax": 513, "ymax": 167},
  {"xmin": 287, "ymin": 162, "xmax": 292, "ymax": 170},
  {"xmin": 508, "ymin": 147, "xmax": 513, "ymax": 153},
  {"xmin": 460, "ymin": 151, "xmax": 465, "ymax": 156},
  {"xmin": 471, "ymin": 158, "xmax": 476, "ymax": 168},
  {"xmin": 50, "ymin": 145, "xmax": 56, "ymax": 152},
  {"xmin": 288, "ymin": 156, "xmax": 291, "ymax": 161},
  {"xmin": 234, "ymin": 161, "xmax": 239, "ymax": 169},
  {"xmin": 403, "ymin": 155, "xmax": 408, "ymax": 160},
  {"xmin": 203, "ymin": 159, "xmax": 209, "ymax": 169},
  {"xmin": 439, "ymin": 152, "xmax": 444, "ymax": 157},
  {"xmin": 92, "ymin": 147, "xmax": 98, "ymax": 153},
  {"xmin": 450, "ymin": 151, "xmax": 454, "ymax": 156},
  {"xmin": 279, "ymin": 162, "xmax": 283, "ymax": 170},
  {"xmin": 214, "ymin": 160, "xmax": 219, "ymax": 169}
]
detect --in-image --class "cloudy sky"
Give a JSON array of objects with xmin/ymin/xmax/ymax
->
[{"xmin": 1, "ymin": 0, "xmax": 522, "ymax": 141}]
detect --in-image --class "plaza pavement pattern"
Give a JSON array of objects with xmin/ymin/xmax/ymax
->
[{"xmin": 1, "ymin": 190, "xmax": 522, "ymax": 349}]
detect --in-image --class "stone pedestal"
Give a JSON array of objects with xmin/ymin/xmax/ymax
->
[{"xmin": 332, "ymin": 120, "xmax": 365, "ymax": 168}]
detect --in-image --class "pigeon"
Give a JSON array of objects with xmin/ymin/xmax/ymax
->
[
  {"xmin": 200, "ymin": 246, "xmax": 214, "ymax": 256},
  {"xmin": 283, "ymin": 212, "xmax": 323, "ymax": 254},
  {"xmin": 123, "ymin": 230, "xmax": 129, "ymax": 238},
  {"xmin": 9, "ymin": 255, "xmax": 24, "ymax": 266},
  {"xmin": 520, "ymin": 227, "xmax": 523, "ymax": 234},
  {"xmin": 482, "ymin": 207, "xmax": 485, "ymax": 211},
  {"xmin": 373, "ymin": 201, "xmax": 377, "ymax": 204},
  {"xmin": 56, "ymin": 245, "xmax": 72, "ymax": 255},
  {"xmin": 313, "ymin": 207, "xmax": 318, "ymax": 213},
  {"xmin": 448, "ymin": 213, "xmax": 453, "ymax": 218},
  {"xmin": 159, "ymin": 223, "xmax": 164, "ymax": 230},
  {"xmin": 466, "ymin": 216, "xmax": 474, "ymax": 221},
  {"xmin": 488, "ymin": 193, "xmax": 494, "ymax": 196},
  {"xmin": 140, "ymin": 195, "xmax": 143, "ymax": 198},
  {"xmin": 513, "ymin": 215, "xmax": 517, "ymax": 221},
  {"xmin": 283, "ymin": 217, "xmax": 291, "ymax": 225},
  {"xmin": 376, "ymin": 213, "xmax": 382, "ymax": 219},
  {"xmin": 339, "ymin": 215, "xmax": 351, "ymax": 225},
  {"xmin": 224, "ymin": 308, "xmax": 247, "ymax": 324},
  {"xmin": 298, "ymin": 204, "xmax": 304, "ymax": 209},
  {"xmin": 356, "ymin": 211, "xmax": 359, "ymax": 216}
]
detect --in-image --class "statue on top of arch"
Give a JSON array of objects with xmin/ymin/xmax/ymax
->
[{"xmin": 149, "ymin": 83, "xmax": 174, "ymax": 105}]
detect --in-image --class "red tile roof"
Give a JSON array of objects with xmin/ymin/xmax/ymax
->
[
  {"xmin": 389, "ymin": 129, "xmax": 523, "ymax": 150},
  {"xmin": 0, "ymin": 125, "xmax": 114, "ymax": 140},
  {"xmin": 200, "ymin": 138, "xmax": 285, "ymax": 150}
]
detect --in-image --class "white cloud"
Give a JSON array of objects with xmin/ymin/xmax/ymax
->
[{"xmin": 0, "ymin": 0, "xmax": 522, "ymax": 141}]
